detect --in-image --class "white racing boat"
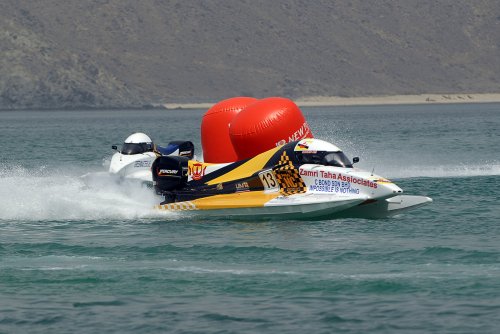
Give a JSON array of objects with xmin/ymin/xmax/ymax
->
[{"xmin": 107, "ymin": 132, "xmax": 194, "ymax": 186}]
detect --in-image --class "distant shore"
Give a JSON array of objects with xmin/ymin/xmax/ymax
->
[{"xmin": 162, "ymin": 93, "xmax": 500, "ymax": 110}]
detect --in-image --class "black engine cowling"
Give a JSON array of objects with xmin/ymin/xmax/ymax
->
[
  {"xmin": 152, "ymin": 156, "xmax": 189, "ymax": 193},
  {"xmin": 167, "ymin": 140, "xmax": 194, "ymax": 159}
]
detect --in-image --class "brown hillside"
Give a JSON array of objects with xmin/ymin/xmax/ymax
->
[{"xmin": 1, "ymin": 0, "xmax": 499, "ymax": 109}]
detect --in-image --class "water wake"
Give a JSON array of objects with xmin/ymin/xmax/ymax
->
[
  {"xmin": 0, "ymin": 164, "xmax": 167, "ymax": 221},
  {"xmin": 381, "ymin": 162, "xmax": 500, "ymax": 179}
]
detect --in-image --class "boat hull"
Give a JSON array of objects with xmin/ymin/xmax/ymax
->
[
  {"xmin": 338, "ymin": 195, "xmax": 433, "ymax": 218},
  {"xmin": 155, "ymin": 192, "xmax": 431, "ymax": 220}
]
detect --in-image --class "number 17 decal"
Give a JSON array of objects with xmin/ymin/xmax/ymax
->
[{"xmin": 259, "ymin": 169, "xmax": 279, "ymax": 192}]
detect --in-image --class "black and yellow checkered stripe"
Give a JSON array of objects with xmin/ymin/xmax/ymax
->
[
  {"xmin": 156, "ymin": 201, "xmax": 196, "ymax": 211},
  {"xmin": 274, "ymin": 151, "xmax": 307, "ymax": 196}
]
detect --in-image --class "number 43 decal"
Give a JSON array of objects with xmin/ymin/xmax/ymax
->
[{"xmin": 258, "ymin": 169, "xmax": 279, "ymax": 192}]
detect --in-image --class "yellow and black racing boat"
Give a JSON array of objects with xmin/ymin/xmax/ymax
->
[{"xmin": 151, "ymin": 138, "xmax": 432, "ymax": 219}]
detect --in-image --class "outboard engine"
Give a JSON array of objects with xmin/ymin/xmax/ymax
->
[
  {"xmin": 152, "ymin": 156, "xmax": 189, "ymax": 194},
  {"xmin": 156, "ymin": 141, "xmax": 195, "ymax": 159},
  {"xmin": 169, "ymin": 141, "xmax": 195, "ymax": 159}
]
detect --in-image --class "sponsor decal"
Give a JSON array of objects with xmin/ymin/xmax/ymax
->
[
  {"xmin": 276, "ymin": 139, "xmax": 287, "ymax": 146},
  {"xmin": 158, "ymin": 169, "xmax": 178, "ymax": 176},
  {"xmin": 274, "ymin": 152, "xmax": 307, "ymax": 195},
  {"xmin": 336, "ymin": 173, "xmax": 378, "ymax": 189},
  {"xmin": 134, "ymin": 160, "xmax": 152, "ymax": 168},
  {"xmin": 294, "ymin": 138, "xmax": 315, "ymax": 151},
  {"xmin": 299, "ymin": 168, "xmax": 318, "ymax": 177},
  {"xmin": 189, "ymin": 163, "xmax": 207, "ymax": 181},
  {"xmin": 308, "ymin": 179, "xmax": 360, "ymax": 194},
  {"xmin": 235, "ymin": 181, "xmax": 250, "ymax": 192},
  {"xmin": 275, "ymin": 122, "xmax": 312, "ymax": 147},
  {"xmin": 300, "ymin": 168, "xmax": 378, "ymax": 189},
  {"xmin": 216, "ymin": 183, "xmax": 223, "ymax": 190},
  {"xmin": 288, "ymin": 122, "xmax": 311, "ymax": 142}
]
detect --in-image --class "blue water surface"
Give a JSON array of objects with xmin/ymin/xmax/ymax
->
[{"xmin": 1, "ymin": 103, "xmax": 499, "ymax": 333}]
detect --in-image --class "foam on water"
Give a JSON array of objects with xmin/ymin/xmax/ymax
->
[
  {"xmin": 378, "ymin": 162, "xmax": 500, "ymax": 179},
  {"xmin": 0, "ymin": 164, "xmax": 176, "ymax": 221}
]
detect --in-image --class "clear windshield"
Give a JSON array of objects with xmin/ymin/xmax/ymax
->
[
  {"xmin": 296, "ymin": 151, "xmax": 353, "ymax": 168},
  {"xmin": 323, "ymin": 152, "xmax": 353, "ymax": 168},
  {"xmin": 121, "ymin": 143, "xmax": 153, "ymax": 155}
]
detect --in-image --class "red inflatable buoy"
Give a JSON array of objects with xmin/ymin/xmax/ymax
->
[
  {"xmin": 229, "ymin": 97, "xmax": 313, "ymax": 161},
  {"xmin": 201, "ymin": 97, "xmax": 258, "ymax": 163}
]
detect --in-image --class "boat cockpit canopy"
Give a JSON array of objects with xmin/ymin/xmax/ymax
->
[
  {"xmin": 296, "ymin": 151, "xmax": 353, "ymax": 168},
  {"xmin": 121, "ymin": 142, "xmax": 154, "ymax": 155}
]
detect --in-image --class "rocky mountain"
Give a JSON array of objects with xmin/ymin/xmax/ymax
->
[{"xmin": 1, "ymin": 0, "xmax": 499, "ymax": 109}]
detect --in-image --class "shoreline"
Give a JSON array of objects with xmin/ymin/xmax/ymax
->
[{"xmin": 163, "ymin": 93, "xmax": 500, "ymax": 110}]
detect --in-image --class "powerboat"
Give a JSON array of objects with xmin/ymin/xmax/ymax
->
[
  {"xmin": 108, "ymin": 132, "xmax": 194, "ymax": 186},
  {"xmin": 151, "ymin": 138, "xmax": 432, "ymax": 219}
]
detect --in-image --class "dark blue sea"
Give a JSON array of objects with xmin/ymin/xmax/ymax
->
[{"xmin": 1, "ymin": 103, "xmax": 499, "ymax": 333}]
